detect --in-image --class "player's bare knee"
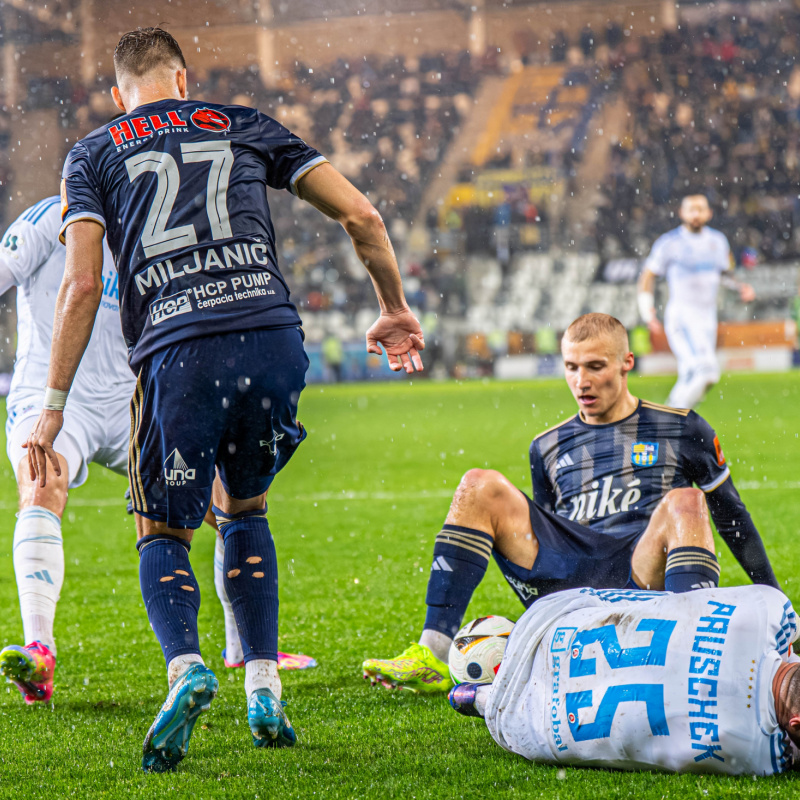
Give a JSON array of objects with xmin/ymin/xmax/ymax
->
[
  {"xmin": 663, "ymin": 487, "xmax": 706, "ymax": 519},
  {"xmin": 456, "ymin": 469, "xmax": 511, "ymax": 507}
]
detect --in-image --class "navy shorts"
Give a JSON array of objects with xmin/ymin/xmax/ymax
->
[
  {"xmin": 128, "ymin": 326, "xmax": 308, "ymax": 529},
  {"xmin": 493, "ymin": 494, "xmax": 642, "ymax": 607}
]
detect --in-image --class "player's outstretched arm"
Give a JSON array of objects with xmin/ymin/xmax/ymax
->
[
  {"xmin": 26, "ymin": 220, "xmax": 104, "ymax": 486},
  {"xmin": 296, "ymin": 163, "xmax": 424, "ymax": 374},
  {"xmin": 705, "ymin": 477, "xmax": 780, "ymax": 589}
]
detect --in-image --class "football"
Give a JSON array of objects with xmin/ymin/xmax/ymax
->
[{"xmin": 448, "ymin": 615, "xmax": 515, "ymax": 684}]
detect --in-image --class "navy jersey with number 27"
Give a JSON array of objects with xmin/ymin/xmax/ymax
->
[{"xmin": 60, "ymin": 99, "xmax": 327, "ymax": 370}]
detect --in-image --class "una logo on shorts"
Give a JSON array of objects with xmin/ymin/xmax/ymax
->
[
  {"xmin": 150, "ymin": 290, "xmax": 193, "ymax": 326},
  {"xmin": 164, "ymin": 448, "xmax": 196, "ymax": 486}
]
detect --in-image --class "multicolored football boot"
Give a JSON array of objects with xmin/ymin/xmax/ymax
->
[
  {"xmin": 362, "ymin": 643, "xmax": 453, "ymax": 693},
  {"xmin": 0, "ymin": 641, "xmax": 56, "ymax": 704},
  {"xmin": 248, "ymin": 688, "xmax": 297, "ymax": 748},
  {"xmin": 277, "ymin": 652, "xmax": 318, "ymax": 671},
  {"xmin": 222, "ymin": 649, "xmax": 318, "ymax": 670},
  {"xmin": 448, "ymin": 682, "xmax": 485, "ymax": 718},
  {"xmin": 142, "ymin": 663, "xmax": 218, "ymax": 773}
]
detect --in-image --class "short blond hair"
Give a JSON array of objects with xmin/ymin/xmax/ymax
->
[{"xmin": 562, "ymin": 313, "xmax": 629, "ymax": 359}]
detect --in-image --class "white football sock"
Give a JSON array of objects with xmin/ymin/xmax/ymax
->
[
  {"xmin": 167, "ymin": 653, "xmax": 205, "ymax": 689},
  {"xmin": 475, "ymin": 685, "xmax": 491, "ymax": 717},
  {"xmin": 214, "ymin": 535, "xmax": 243, "ymax": 664},
  {"xmin": 13, "ymin": 507, "xmax": 64, "ymax": 654},
  {"xmin": 419, "ymin": 629, "xmax": 453, "ymax": 663},
  {"xmin": 245, "ymin": 659, "xmax": 281, "ymax": 700}
]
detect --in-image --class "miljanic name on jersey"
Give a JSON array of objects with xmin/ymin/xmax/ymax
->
[{"xmin": 133, "ymin": 240, "xmax": 274, "ymax": 296}]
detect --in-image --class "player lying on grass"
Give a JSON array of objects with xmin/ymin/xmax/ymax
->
[
  {"xmin": 449, "ymin": 584, "xmax": 799, "ymax": 776},
  {"xmin": 0, "ymin": 197, "xmax": 134, "ymax": 703},
  {"xmin": 27, "ymin": 27, "xmax": 423, "ymax": 773},
  {"xmin": 363, "ymin": 313, "xmax": 778, "ymax": 692}
]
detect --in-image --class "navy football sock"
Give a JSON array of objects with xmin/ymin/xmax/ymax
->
[
  {"xmin": 137, "ymin": 535, "xmax": 201, "ymax": 663},
  {"xmin": 423, "ymin": 525, "xmax": 493, "ymax": 638},
  {"xmin": 215, "ymin": 507, "xmax": 278, "ymax": 663},
  {"xmin": 664, "ymin": 546, "xmax": 720, "ymax": 592}
]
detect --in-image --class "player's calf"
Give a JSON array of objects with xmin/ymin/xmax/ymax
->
[
  {"xmin": 364, "ymin": 469, "xmax": 532, "ymax": 693},
  {"xmin": 633, "ymin": 488, "xmax": 719, "ymax": 591}
]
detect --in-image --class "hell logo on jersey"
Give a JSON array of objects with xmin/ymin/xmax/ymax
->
[
  {"xmin": 190, "ymin": 108, "xmax": 231, "ymax": 132},
  {"xmin": 631, "ymin": 441, "xmax": 659, "ymax": 467}
]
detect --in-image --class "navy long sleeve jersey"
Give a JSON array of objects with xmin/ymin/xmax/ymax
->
[{"xmin": 530, "ymin": 399, "xmax": 778, "ymax": 587}]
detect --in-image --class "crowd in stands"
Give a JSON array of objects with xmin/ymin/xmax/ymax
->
[
  {"xmin": 5, "ymin": 11, "xmax": 800, "ymax": 361},
  {"xmin": 201, "ymin": 51, "xmax": 485, "ymax": 324},
  {"xmin": 598, "ymin": 13, "xmax": 800, "ymax": 263}
]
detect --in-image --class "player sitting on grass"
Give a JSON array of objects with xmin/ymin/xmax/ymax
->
[
  {"xmin": 450, "ymin": 584, "xmax": 799, "ymax": 775},
  {"xmin": 0, "ymin": 197, "xmax": 134, "ymax": 704},
  {"xmin": 363, "ymin": 313, "xmax": 778, "ymax": 693}
]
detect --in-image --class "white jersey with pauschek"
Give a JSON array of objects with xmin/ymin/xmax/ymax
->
[
  {"xmin": 2, "ymin": 198, "xmax": 135, "ymax": 408},
  {"xmin": 644, "ymin": 225, "xmax": 731, "ymax": 317},
  {"xmin": 485, "ymin": 586, "xmax": 797, "ymax": 775}
]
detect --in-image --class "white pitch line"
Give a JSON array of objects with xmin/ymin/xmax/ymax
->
[{"xmin": 0, "ymin": 482, "xmax": 792, "ymax": 515}]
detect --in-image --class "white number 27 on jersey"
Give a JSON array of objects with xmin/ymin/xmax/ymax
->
[{"xmin": 125, "ymin": 141, "xmax": 234, "ymax": 259}]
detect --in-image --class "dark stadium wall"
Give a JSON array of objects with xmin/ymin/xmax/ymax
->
[{"xmin": 13, "ymin": 0, "xmax": 668, "ymax": 81}]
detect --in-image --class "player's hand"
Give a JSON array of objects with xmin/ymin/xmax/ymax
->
[
  {"xmin": 24, "ymin": 409, "xmax": 64, "ymax": 487},
  {"xmin": 366, "ymin": 308, "xmax": 425, "ymax": 374},
  {"xmin": 647, "ymin": 318, "xmax": 664, "ymax": 336},
  {"xmin": 739, "ymin": 283, "xmax": 756, "ymax": 303}
]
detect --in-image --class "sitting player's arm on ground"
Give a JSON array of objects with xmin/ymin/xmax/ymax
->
[
  {"xmin": 683, "ymin": 411, "xmax": 780, "ymax": 589},
  {"xmin": 529, "ymin": 438, "xmax": 557, "ymax": 513}
]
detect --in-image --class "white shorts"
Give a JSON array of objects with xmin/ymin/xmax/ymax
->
[
  {"xmin": 6, "ymin": 392, "xmax": 130, "ymax": 489},
  {"xmin": 664, "ymin": 310, "xmax": 720, "ymax": 383}
]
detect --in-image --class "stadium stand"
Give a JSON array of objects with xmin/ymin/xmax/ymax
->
[{"xmin": 0, "ymin": 0, "xmax": 798, "ymax": 380}]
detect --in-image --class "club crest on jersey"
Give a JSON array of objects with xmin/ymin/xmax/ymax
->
[
  {"xmin": 631, "ymin": 441, "xmax": 659, "ymax": 467},
  {"xmin": 190, "ymin": 108, "xmax": 231, "ymax": 132}
]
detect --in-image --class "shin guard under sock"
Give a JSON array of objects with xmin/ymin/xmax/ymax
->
[
  {"xmin": 215, "ymin": 507, "xmax": 278, "ymax": 663},
  {"xmin": 664, "ymin": 546, "xmax": 720, "ymax": 592},
  {"xmin": 424, "ymin": 525, "xmax": 493, "ymax": 638},
  {"xmin": 137, "ymin": 535, "xmax": 201, "ymax": 663},
  {"xmin": 13, "ymin": 507, "xmax": 64, "ymax": 652}
]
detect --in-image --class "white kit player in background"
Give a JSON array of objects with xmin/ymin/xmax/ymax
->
[
  {"xmin": 637, "ymin": 194, "xmax": 756, "ymax": 409},
  {"xmin": 0, "ymin": 196, "xmax": 135, "ymax": 703},
  {"xmin": 453, "ymin": 585, "xmax": 799, "ymax": 776}
]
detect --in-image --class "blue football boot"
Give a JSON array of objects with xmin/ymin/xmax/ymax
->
[
  {"xmin": 142, "ymin": 663, "xmax": 218, "ymax": 773},
  {"xmin": 248, "ymin": 687, "xmax": 297, "ymax": 748}
]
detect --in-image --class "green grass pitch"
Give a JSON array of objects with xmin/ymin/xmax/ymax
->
[{"xmin": 0, "ymin": 372, "xmax": 799, "ymax": 798}]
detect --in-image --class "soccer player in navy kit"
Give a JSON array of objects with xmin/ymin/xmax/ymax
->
[
  {"xmin": 363, "ymin": 313, "xmax": 778, "ymax": 693},
  {"xmin": 24, "ymin": 28, "xmax": 424, "ymax": 772}
]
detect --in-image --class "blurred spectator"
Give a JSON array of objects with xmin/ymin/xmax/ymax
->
[{"xmin": 322, "ymin": 332, "xmax": 344, "ymax": 383}]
